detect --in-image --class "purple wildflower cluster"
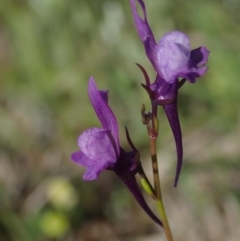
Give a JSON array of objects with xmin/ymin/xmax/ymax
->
[{"xmin": 71, "ymin": 0, "xmax": 209, "ymax": 226}]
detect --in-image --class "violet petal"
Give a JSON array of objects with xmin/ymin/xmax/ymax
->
[
  {"xmin": 99, "ymin": 90, "xmax": 109, "ymax": 103},
  {"xmin": 78, "ymin": 127, "xmax": 117, "ymax": 166},
  {"xmin": 88, "ymin": 77, "xmax": 120, "ymax": 156},
  {"xmin": 130, "ymin": 0, "xmax": 160, "ymax": 74},
  {"xmin": 71, "ymin": 151, "xmax": 90, "ymax": 166},
  {"xmin": 71, "ymin": 151, "xmax": 102, "ymax": 181},
  {"xmin": 190, "ymin": 46, "xmax": 210, "ymax": 67},
  {"xmin": 177, "ymin": 67, "xmax": 208, "ymax": 83},
  {"xmin": 83, "ymin": 162, "xmax": 101, "ymax": 181},
  {"xmin": 163, "ymin": 103, "xmax": 183, "ymax": 187},
  {"xmin": 157, "ymin": 31, "xmax": 191, "ymax": 83}
]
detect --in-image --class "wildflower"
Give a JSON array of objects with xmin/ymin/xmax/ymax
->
[
  {"xmin": 71, "ymin": 77, "xmax": 162, "ymax": 226},
  {"xmin": 130, "ymin": 0, "xmax": 210, "ymax": 186}
]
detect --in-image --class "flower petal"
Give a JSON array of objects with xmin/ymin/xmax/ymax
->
[
  {"xmin": 71, "ymin": 151, "xmax": 101, "ymax": 181},
  {"xmin": 130, "ymin": 0, "xmax": 160, "ymax": 74},
  {"xmin": 78, "ymin": 127, "xmax": 117, "ymax": 166},
  {"xmin": 163, "ymin": 103, "xmax": 183, "ymax": 187},
  {"xmin": 178, "ymin": 67, "xmax": 208, "ymax": 83},
  {"xmin": 88, "ymin": 77, "xmax": 119, "ymax": 155},
  {"xmin": 99, "ymin": 90, "xmax": 109, "ymax": 103},
  {"xmin": 159, "ymin": 31, "xmax": 191, "ymax": 49},
  {"xmin": 157, "ymin": 31, "xmax": 191, "ymax": 83},
  {"xmin": 83, "ymin": 162, "xmax": 100, "ymax": 181},
  {"xmin": 71, "ymin": 151, "xmax": 90, "ymax": 166},
  {"xmin": 190, "ymin": 46, "xmax": 210, "ymax": 67}
]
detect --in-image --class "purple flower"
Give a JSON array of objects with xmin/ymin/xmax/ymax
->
[
  {"xmin": 130, "ymin": 0, "xmax": 210, "ymax": 186},
  {"xmin": 71, "ymin": 77, "xmax": 162, "ymax": 226}
]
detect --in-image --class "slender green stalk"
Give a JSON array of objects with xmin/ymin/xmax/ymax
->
[
  {"xmin": 142, "ymin": 103, "xmax": 174, "ymax": 241},
  {"xmin": 149, "ymin": 137, "xmax": 174, "ymax": 241},
  {"xmin": 156, "ymin": 198, "xmax": 173, "ymax": 241},
  {"xmin": 149, "ymin": 137, "xmax": 161, "ymax": 198}
]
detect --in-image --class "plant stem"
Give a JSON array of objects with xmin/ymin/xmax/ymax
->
[
  {"xmin": 148, "ymin": 103, "xmax": 174, "ymax": 241},
  {"xmin": 141, "ymin": 102, "xmax": 174, "ymax": 240},
  {"xmin": 150, "ymin": 137, "xmax": 161, "ymax": 198},
  {"xmin": 150, "ymin": 138, "xmax": 174, "ymax": 241},
  {"xmin": 156, "ymin": 198, "xmax": 174, "ymax": 241}
]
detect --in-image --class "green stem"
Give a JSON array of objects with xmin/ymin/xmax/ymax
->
[
  {"xmin": 150, "ymin": 138, "xmax": 174, "ymax": 241},
  {"xmin": 156, "ymin": 199, "xmax": 174, "ymax": 241},
  {"xmin": 149, "ymin": 103, "xmax": 174, "ymax": 241},
  {"xmin": 141, "ymin": 102, "xmax": 174, "ymax": 240},
  {"xmin": 150, "ymin": 137, "xmax": 161, "ymax": 198}
]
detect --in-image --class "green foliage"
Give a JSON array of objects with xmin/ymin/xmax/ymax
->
[{"xmin": 0, "ymin": 0, "xmax": 240, "ymax": 240}]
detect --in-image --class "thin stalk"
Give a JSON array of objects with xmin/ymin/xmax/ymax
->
[
  {"xmin": 156, "ymin": 199, "xmax": 174, "ymax": 241},
  {"xmin": 150, "ymin": 137, "xmax": 174, "ymax": 241},
  {"xmin": 141, "ymin": 102, "xmax": 174, "ymax": 240},
  {"xmin": 148, "ymin": 103, "xmax": 174, "ymax": 241},
  {"xmin": 149, "ymin": 103, "xmax": 161, "ymax": 198}
]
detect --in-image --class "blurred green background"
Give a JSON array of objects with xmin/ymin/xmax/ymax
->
[{"xmin": 0, "ymin": 0, "xmax": 240, "ymax": 240}]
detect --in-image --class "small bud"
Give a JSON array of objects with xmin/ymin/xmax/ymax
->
[{"xmin": 140, "ymin": 178, "xmax": 154, "ymax": 196}]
